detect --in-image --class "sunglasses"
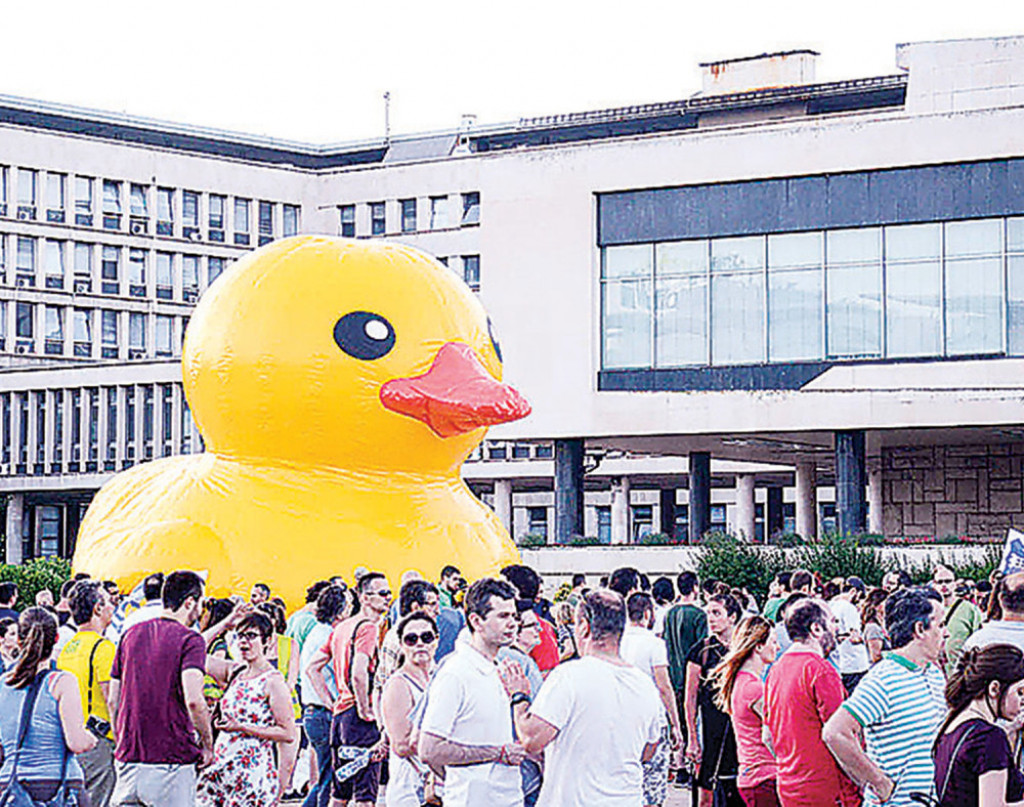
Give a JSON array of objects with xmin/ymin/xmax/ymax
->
[
  {"xmin": 402, "ymin": 631, "xmax": 437, "ymax": 647},
  {"xmin": 370, "ymin": 589, "xmax": 392, "ymax": 599},
  {"xmin": 237, "ymin": 631, "xmax": 262, "ymax": 642},
  {"xmin": 519, "ymin": 622, "xmax": 540, "ymax": 631}
]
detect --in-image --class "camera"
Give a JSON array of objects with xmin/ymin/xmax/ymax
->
[{"xmin": 86, "ymin": 715, "xmax": 112, "ymax": 739}]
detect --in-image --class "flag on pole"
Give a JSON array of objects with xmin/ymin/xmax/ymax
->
[{"xmin": 1000, "ymin": 527, "xmax": 1024, "ymax": 575}]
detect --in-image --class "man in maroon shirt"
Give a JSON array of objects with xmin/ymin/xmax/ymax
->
[
  {"xmin": 764, "ymin": 599, "xmax": 861, "ymax": 807},
  {"xmin": 108, "ymin": 570, "xmax": 213, "ymax": 807}
]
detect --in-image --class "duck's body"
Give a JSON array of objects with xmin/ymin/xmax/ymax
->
[{"xmin": 72, "ymin": 236, "xmax": 530, "ymax": 607}]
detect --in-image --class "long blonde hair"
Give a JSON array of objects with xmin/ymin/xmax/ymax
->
[{"xmin": 710, "ymin": 615, "xmax": 772, "ymax": 714}]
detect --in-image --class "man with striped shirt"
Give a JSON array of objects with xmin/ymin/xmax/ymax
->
[{"xmin": 823, "ymin": 588, "xmax": 947, "ymax": 807}]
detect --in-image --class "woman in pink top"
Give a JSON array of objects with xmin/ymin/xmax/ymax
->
[{"xmin": 711, "ymin": 616, "xmax": 780, "ymax": 807}]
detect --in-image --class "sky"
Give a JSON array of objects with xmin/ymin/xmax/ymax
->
[{"xmin": 2, "ymin": 0, "xmax": 1024, "ymax": 144}]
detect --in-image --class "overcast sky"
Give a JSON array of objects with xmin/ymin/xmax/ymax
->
[{"xmin": 3, "ymin": 1, "xmax": 1023, "ymax": 144}]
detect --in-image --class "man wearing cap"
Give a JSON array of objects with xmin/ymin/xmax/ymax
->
[{"xmin": 830, "ymin": 578, "xmax": 869, "ymax": 693}]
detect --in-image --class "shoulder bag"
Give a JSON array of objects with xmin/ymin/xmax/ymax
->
[
  {"xmin": 909, "ymin": 723, "xmax": 977, "ymax": 807},
  {"xmin": 0, "ymin": 672, "xmax": 76, "ymax": 807}
]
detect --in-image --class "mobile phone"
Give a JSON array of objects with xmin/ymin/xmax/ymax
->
[{"xmin": 86, "ymin": 715, "xmax": 111, "ymax": 739}]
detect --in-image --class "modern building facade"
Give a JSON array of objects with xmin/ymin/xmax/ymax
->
[{"xmin": 3, "ymin": 35, "xmax": 1024, "ymax": 562}]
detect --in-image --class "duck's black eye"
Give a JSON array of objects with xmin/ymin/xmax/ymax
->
[
  {"xmin": 333, "ymin": 311, "xmax": 396, "ymax": 360},
  {"xmin": 488, "ymin": 318, "xmax": 503, "ymax": 363}
]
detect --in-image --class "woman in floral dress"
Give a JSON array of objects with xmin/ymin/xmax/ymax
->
[{"xmin": 198, "ymin": 612, "xmax": 298, "ymax": 807}]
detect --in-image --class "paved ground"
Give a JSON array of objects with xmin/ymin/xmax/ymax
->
[{"xmin": 284, "ymin": 784, "xmax": 695, "ymax": 805}]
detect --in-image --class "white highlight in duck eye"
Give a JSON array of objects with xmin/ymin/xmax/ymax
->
[{"xmin": 364, "ymin": 319, "xmax": 389, "ymax": 341}]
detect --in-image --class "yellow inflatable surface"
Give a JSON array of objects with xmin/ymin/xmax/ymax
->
[{"xmin": 72, "ymin": 236, "xmax": 531, "ymax": 609}]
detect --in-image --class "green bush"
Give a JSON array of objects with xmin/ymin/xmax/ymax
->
[
  {"xmin": 0, "ymin": 557, "xmax": 72, "ymax": 611},
  {"xmin": 900, "ymin": 545, "xmax": 1003, "ymax": 585},
  {"xmin": 696, "ymin": 534, "xmax": 783, "ymax": 602},
  {"xmin": 567, "ymin": 535, "xmax": 602, "ymax": 547},
  {"xmin": 636, "ymin": 532, "xmax": 683, "ymax": 546},
  {"xmin": 517, "ymin": 533, "xmax": 547, "ymax": 548},
  {"xmin": 793, "ymin": 533, "xmax": 892, "ymax": 587}
]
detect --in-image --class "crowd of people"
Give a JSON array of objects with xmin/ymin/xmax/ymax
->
[{"xmin": 1, "ymin": 561, "xmax": 1024, "ymax": 807}]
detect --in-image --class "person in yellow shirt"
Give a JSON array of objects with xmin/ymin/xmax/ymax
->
[{"xmin": 58, "ymin": 580, "xmax": 117, "ymax": 807}]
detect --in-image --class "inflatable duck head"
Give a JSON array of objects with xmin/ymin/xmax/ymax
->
[{"xmin": 183, "ymin": 236, "xmax": 530, "ymax": 474}]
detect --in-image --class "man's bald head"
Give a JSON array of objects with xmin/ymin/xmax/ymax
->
[{"xmin": 1000, "ymin": 572, "xmax": 1024, "ymax": 616}]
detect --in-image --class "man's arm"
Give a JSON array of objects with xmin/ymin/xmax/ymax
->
[
  {"xmin": 418, "ymin": 731, "xmax": 526, "ymax": 768},
  {"xmin": 98, "ymin": 681, "xmax": 117, "ymax": 729},
  {"xmin": 351, "ymin": 650, "xmax": 374, "ymax": 721},
  {"xmin": 822, "ymin": 707, "xmax": 893, "ymax": 803},
  {"xmin": 305, "ymin": 645, "xmax": 334, "ymax": 707},
  {"xmin": 653, "ymin": 664, "xmax": 683, "ymax": 748},
  {"xmin": 684, "ymin": 660, "xmax": 701, "ymax": 759},
  {"xmin": 182, "ymin": 668, "xmax": 215, "ymax": 766},
  {"xmin": 511, "ymin": 700, "xmax": 559, "ymax": 755}
]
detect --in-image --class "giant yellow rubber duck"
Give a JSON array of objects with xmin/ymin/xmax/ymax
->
[{"xmin": 72, "ymin": 236, "xmax": 531, "ymax": 609}]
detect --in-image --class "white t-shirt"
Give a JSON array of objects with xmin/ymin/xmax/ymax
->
[
  {"xmin": 830, "ymin": 598, "xmax": 869, "ymax": 674},
  {"xmin": 300, "ymin": 621, "xmax": 336, "ymax": 708},
  {"xmin": 419, "ymin": 642, "xmax": 522, "ymax": 807},
  {"xmin": 531, "ymin": 656, "xmax": 663, "ymax": 807},
  {"xmin": 619, "ymin": 624, "xmax": 669, "ymax": 681}
]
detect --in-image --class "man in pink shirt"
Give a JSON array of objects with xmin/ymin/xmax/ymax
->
[{"xmin": 764, "ymin": 599, "xmax": 861, "ymax": 807}]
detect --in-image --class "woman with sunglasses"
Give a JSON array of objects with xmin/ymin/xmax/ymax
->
[
  {"xmin": 197, "ymin": 612, "xmax": 298, "ymax": 807},
  {"xmin": 380, "ymin": 613, "xmax": 439, "ymax": 807}
]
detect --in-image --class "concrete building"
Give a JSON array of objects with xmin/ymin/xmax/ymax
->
[{"xmin": 3, "ymin": 35, "xmax": 1024, "ymax": 562}]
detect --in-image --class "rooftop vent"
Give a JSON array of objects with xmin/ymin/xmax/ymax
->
[{"xmin": 700, "ymin": 50, "xmax": 819, "ymax": 96}]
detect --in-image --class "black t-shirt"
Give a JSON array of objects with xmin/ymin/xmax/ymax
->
[
  {"xmin": 688, "ymin": 635, "xmax": 729, "ymax": 731},
  {"xmin": 935, "ymin": 718, "xmax": 1024, "ymax": 807}
]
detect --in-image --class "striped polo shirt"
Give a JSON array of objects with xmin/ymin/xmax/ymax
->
[{"xmin": 842, "ymin": 652, "xmax": 946, "ymax": 807}]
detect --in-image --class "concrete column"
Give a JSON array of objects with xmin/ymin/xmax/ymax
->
[
  {"xmin": 659, "ymin": 487, "xmax": 677, "ymax": 538},
  {"xmin": 610, "ymin": 476, "xmax": 631, "ymax": 545},
  {"xmin": 493, "ymin": 478, "xmax": 513, "ymax": 531},
  {"xmin": 554, "ymin": 438, "xmax": 584, "ymax": 544},
  {"xmin": 766, "ymin": 486, "xmax": 784, "ymax": 541},
  {"xmin": 795, "ymin": 462, "xmax": 818, "ymax": 539},
  {"xmin": 735, "ymin": 474, "xmax": 756, "ymax": 542},
  {"xmin": 5, "ymin": 493, "xmax": 23, "ymax": 564},
  {"xmin": 835, "ymin": 430, "xmax": 867, "ymax": 535},
  {"xmin": 868, "ymin": 467, "xmax": 884, "ymax": 535},
  {"xmin": 688, "ymin": 452, "xmax": 711, "ymax": 543}
]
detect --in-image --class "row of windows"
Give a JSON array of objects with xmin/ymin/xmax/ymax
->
[
  {"xmin": 601, "ymin": 216, "xmax": 1024, "ymax": 369},
  {"xmin": 468, "ymin": 440, "xmax": 554, "ymax": 462},
  {"xmin": 436, "ymin": 254, "xmax": 480, "ymax": 292},
  {"xmin": 1, "ymin": 384, "xmax": 198, "ymax": 475},
  {"xmin": 338, "ymin": 192, "xmax": 480, "ymax": 237},
  {"xmin": 1, "ymin": 302, "xmax": 186, "ymax": 359},
  {"xmin": 0, "ymin": 165, "xmax": 299, "ymax": 244},
  {"xmin": 0, "ymin": 234, "xmax": 231, "ymax": 301}
]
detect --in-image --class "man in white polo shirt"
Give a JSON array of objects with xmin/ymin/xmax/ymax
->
[
  {"xmin": 503, "ymin": 588, "xmax": 663, "ymax": 807},
  {"xmin": 419, "ymin": 578, "xmax": 527, "ymax": 807}
]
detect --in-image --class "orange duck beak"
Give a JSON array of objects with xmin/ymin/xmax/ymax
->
[{"xmin": 379, "ymin": 342, "xmax": 531, "ymax": 438}]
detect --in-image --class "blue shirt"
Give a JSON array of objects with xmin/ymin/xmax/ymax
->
[
  {"xmin": 0, "ymin": 671, "xmax": 84, "ymax": 783},
  {"xmin": 436, "ymin": 607, "xmax": 465, "ymax": 661}
]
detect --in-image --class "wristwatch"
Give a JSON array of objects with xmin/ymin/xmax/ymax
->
[{"xmin": 510, "ymin": 691, "xmax": 531, "ymax": 707}]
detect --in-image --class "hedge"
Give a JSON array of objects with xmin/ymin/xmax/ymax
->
[{"xmin": 0, "ymin": 557, "xmax": 72, "ymax": 611}]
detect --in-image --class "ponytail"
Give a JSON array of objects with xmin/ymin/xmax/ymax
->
[
  {"xmin": 710, "ymin": 615, "xmax": 772, "ymax": 714},
  {"xmin": 5, "ymin": 607, "xmax": 58, "ymax": 689}
]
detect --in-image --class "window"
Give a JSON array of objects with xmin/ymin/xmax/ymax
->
[
  {"xmin": 234, "ymin": 198, "xmax": 250, "ymax": 245},
  {"xmin": 101, "ymin": 310, "xmax": 118, "ymax": 358},
  {"xmin": 16, "ymin": 237, "xmax": 35, "ymax": 283},
  {"xmin": 128, "ymin": 312, "xmax": 146, "ymax": 351},
  {"xmin": 43, "ymin": 241, "xmax": 65, "ymax": 289},
  {"xmin": 826, "ymin": 228, "xmax": 882, "ymax": 359},
  {"xmin": 462, "ymin": 255, "xmax": 480, "ymax": 292},
  {"xmin": 339, "ymin": 205, "xmax": 355, "ymax": 237},
  {"xmin": 208, "ymin": 257, "xmax": 225, "ymax": 285},
  {"xmin": 258, "ymin": 201, "xmax": 274, "ymax": 243},
  {"xmin": 182, "ymin": 191, "xmax": 199, "ymax": 230},
  {"xmin": 209, "ymin": 195, "xmax": 226, "ymax": 239},
  {"xmin": 143, "ymin": 385, "xmax": 154, "ymax": 458},
  {"xmin": 44, "ymin": 306, "xmax": 63, "ymax": 354},
  {"xmin": 429, "ymin": 196, "xmax": 449, "ymax": 230},
  {"xmin": 130, "ymin": 184, "xmax": 148, "ymax": 217},
  {"xmin": 535, "ymin": 444, "xmax": 553, "ymax": 459},
  {"xmin": 527, "ymin": 507, "xmax": 548, "ymax": 540},
  {"xmin": 597, "ymin": 506, "xmax": 612, "ymax": 544},
  {"xmin": 156, "ymin": 316, "xmax": 173, "ymax": 357},
  {"xmin": 511, "ymin": 443, "xmax": 531, "ymax": 459},
  {"xmin": 16, "ymin": 302, "xmax": 33, "ymax": 338},
  {"xmin": 101, "ymin": 246, "xmax": 120, "ymax": 294},
  {"xmin": 0, "ymin": 165, "xmax": 7, "ymax": 214},
  {"xmin": 462, "ymin": 192, "xmax": 480, "ymax": 225},
  {"xmin": 400, "ymin": 199, "xmax": 416, "ymax": 233},
  {"xmin": 711, "ymin": 236, "xmax": 765, "ymax": 364},
  {"xmin": 182, "ymin": 256, "xmax": 200, "ymax": 299},
  {"xmin": 17, "ymin": 168, "xmax": 37, "ymax": 217},
  {"xmin": 944, "ymin": 219, "xmax": 1002, "ymax": 355},
  {"xmin": 73, "ymin": 309, "xmax": 92, "ymax": 357},
  {"xmin": 128, "ymin": 249, "xmax": 147, "ymax": 294},
  {"xmin": 73, "ymin": 243, "xmax": 92, "ymax": 291},
  {"xmin": 283, "ymin": 204, "xmax": 299, "ymax": 237},
  {"xmin": 768, "ymin": 231, "xmax": 823, "ymax": 362},
  {"xmin": 884, "ymin": 223, "xmax": 942, "ymax": 358},
  {"xmin": 0, "ymin": 235, "xmax": 5, "ymax": 281},
  {"xmin": 655, "ymin": 240, "xmax": 708, "ymax": 366},
  {"xmin": 75, "ymin": 176, "xmax": 93, "ymax": 225},
  {"xmin": 370, "ymin": 202, "xmax": 385, "ymax": 236},
  {"xmin": 157, "ymin": 188, "xmax": 174, "ymax": 235},
  {"xmin": 102, "ymin": 180, "xmax": 122, "ymax": 229},
  {"xmin": 601, "ymin": 244, "xmax": 652, "ymax": 369},
  {"xmin": 156, "ymin": 253, "xmax": 173, "ymax": 299},
  {"xmin": 631, "ymin": 505, "xmax": 654, "ymax": 541},
  {"xmin": 46, "ymin": 173, "xmax": 65, "ymax": 221}
]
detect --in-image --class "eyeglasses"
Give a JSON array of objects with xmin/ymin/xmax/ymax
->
[
  {"xmin": 519, "ymin": 622, "xmax": 540, "ymax": 632},
  {"xmin": 401, "ymin": 631, "xmax": 437, "ymax": 647},
  {"xmin": 237, "ymin": 631, "xmax": 262, "ymax": 642},
  {"xmin": 369, "ymin": 589, "xmax": 392, "ymax": 599}
]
